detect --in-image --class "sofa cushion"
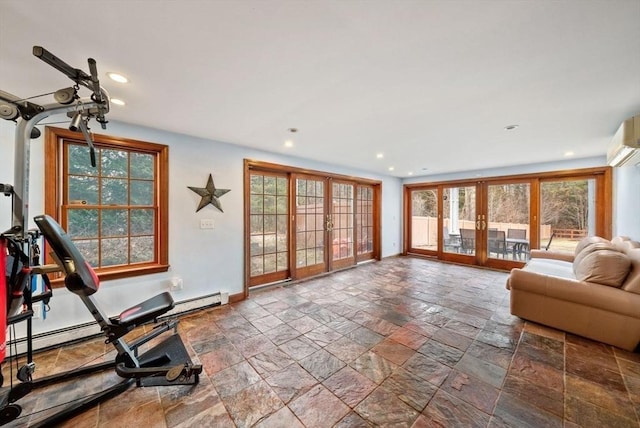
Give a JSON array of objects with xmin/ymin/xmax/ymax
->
[
  {"xmin": 622, "ymin": 248, "xmax": 640, "ymax": 294},
  {"xmin": 574, "ymin": 236, "xmax": 610, "ymax": 257},
  {"xmin": 574, "ymin": 249, "xmax": 631, "ymax": 288},
  {"xmin": 525, "ymin": 258, "xmax": 575, "ymax": 279},
  {"xmin": 573, "ymin": 242, "xmax": 617, "ymax": 275}
]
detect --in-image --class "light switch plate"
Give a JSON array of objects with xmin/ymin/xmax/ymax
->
[{"xmin": 200, "ymin": 219, "xmax": 214, "ymax": 229}]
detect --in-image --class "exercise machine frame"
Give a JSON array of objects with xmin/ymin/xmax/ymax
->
[{"xmin": 0, "ymin": 46, "xmax": 201, "ymax": 427}]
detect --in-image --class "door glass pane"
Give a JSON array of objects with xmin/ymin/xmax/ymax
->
[
  {"xmin": 356, "ymin": 185, "xmax": 374, "ymax": 255},
  {"xmin": 410, "ymin": 189, "xmax": 437, "ymax": 251},
  {"xmin": 540, "ymin": 179, "xmax": 595, "ymax": 252},
  {"xmin": 332, "ymin": 182, "xmax": 354, "ymax": 261},
  {"xmin": 487, "ymin": 183, "xmax": 530, "ymax": 260},
  {"xmin": 444, "ymin": 186, "xmax": 476, "ymax": 255},
  {"xmin": 295, "ymin": 178, "xmax": 324, "ymax": 268}
]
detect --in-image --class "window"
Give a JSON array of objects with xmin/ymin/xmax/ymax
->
[{"xmin": 45, "ymin": 127, "xmax": 169, "ymax": 282}]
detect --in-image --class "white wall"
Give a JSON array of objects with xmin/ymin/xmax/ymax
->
[
  {"xmin": 402, "ymin": 156, "xmax": 606, "ymax": 185},
  {"xmin": 613, "ymin": 166, "xmax": 640, "ymax": 240},
  {"xmin": 0, "ymin": 119, "xmax": 402, "ymax": 336}
]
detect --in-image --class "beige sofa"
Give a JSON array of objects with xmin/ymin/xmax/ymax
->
[{"xmin": 506, "ymin": 236, "xmax": 640, "ymax": 351}]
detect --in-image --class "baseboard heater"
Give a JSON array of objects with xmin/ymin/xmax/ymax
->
[{"xmin": 6, "ymin": 291, "xmax": 229, "ymax": 356}]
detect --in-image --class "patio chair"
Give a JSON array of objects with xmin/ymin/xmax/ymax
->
[
  {"xmin": 443, "ymin": 226, "xmax": 461, "ymax": 252},
  {"xmin": 488, "ymin": 230, "xmax": 507, "ymax": 258},
  {"xmin": 459, "ymin": 228, "xmax": 476, "ymax": 254},
  {"xmin": 507, "ymin": 228, "xmax": 527, "ymax": 259}
]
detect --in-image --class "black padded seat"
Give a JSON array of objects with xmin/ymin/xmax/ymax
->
[
  {"xmin": 115, "ymin": 292, "xmax": 174, "ymax": 328},
  {"xmin": 34, "ymin": 214, "xmax": 100, "ymax": 296}
]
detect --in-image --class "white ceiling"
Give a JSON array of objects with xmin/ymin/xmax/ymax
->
[{"xmin": 1, "ymin": 0, "xmax": 639, "ymax": 177}]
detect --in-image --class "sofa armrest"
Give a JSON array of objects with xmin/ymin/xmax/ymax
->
[
  {"xmin": 530, "ymin": 249, "xmax": 574, "ymax": 263},
  {"xmin": 508, "ymin": 268, "xmax": 640, "ymax": 318}
]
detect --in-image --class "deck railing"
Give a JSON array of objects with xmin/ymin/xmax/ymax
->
[{"xmin": 551, "ymin": 228, "xmax": 587, "ymax": 239}]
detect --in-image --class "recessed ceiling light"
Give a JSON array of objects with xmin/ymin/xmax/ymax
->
[
  {"xmin": 376, "ymin": 153, "xmax": 384, "ymax": 159},
  {"xmin": 407, "ymin": 172, "xmax": 413, "ymax": 176},
  {"xmin": 110, "ymin": 98, "xmax": 126, "ymax": 106},
  {"xmin": 504, "ymin": 124, "xmax": 519, "ymax": 131},
  {"xmin": 107, "ymin": 72, "xmax": 129, "ymax": 83},
  {"xmin": 564, "ymin": 151, "xmax": 574, "ymax": 157},
  {"xmin": 284, "ymin": 140, "xmax": 294, "ymax": 148},
  {"xmin": 388, "ymin": 166, "xmax": 395, "ymax": 171}
]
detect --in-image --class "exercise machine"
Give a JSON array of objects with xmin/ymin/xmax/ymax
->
[{"xmin": 0, "ymin": 47, "xmax": 202, "ymax": 426}]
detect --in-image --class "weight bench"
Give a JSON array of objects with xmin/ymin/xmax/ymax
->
[
  {"xmin": 0, "ymin": 216, "xmax": 201, "ymax": 426},
  {"xmin": 34, "ymin": 214, "xmax": 202, "ymax": 387}
]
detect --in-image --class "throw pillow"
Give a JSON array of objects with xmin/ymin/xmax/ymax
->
[
  {"xmin": 574, "ymin": 249, "xmax": 631, "ymax": 288},
  {"xmin": 574, "ymin": 236, "xmax": 609, "ymax": 257},
  {"xmin": 573, "ymin": 242, "xmax": 617, "ymax": 275}
]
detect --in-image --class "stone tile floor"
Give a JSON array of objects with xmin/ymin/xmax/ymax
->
[{"xmin": 4, "ymin": 257, "xmax": 640, "ymax": 427}]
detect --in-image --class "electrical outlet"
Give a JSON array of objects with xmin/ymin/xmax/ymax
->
[
  {"xmin": 200, "ymin": 219, "xmax": 214, "ymax": 229},
  {"xmin": 32, "ymin": 304, "xmax": 41, "ymax": 319},
  {"xmin": 170, "ymin": 277, "xmax": 183, "ymax": 290}
]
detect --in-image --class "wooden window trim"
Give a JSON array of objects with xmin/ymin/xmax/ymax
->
[{"xmin": 45, "ymin": 127, "xmax": 169, "ymax": 284}]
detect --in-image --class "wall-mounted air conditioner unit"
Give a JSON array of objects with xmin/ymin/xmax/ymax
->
[{"xmin": 607, "ymin": 114, "xmax": 640, "ymax": 167}]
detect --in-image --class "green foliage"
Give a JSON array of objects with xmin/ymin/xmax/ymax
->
[
  {"xmin": 66, "ymin": 143, "xmax": 156, "ymax": 268},
  {"xmin": 541, "ymin": 180, "xmax": 590, "ymax": 229},
  {"xmin": 488, "ymin": 183, "xmax": 530, "ymax": 223}
]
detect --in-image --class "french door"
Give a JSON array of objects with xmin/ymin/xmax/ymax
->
[
  {"xmin": 405, "ymin": 167, "xmax": 611, "ymax": 269},
  {"xmin": 292, "ymin": 174, "xmax": 328, "ymax": 278},
  {"xmin": 292, "ymin": 176, "xmax": 362, "ymax": 276},
  {"xmin": 330, "ymin": 180, "xmax": 357, "ymax": 270},
  {"xmin": 407, "ymin": 181, "xmax": 535, "ymax": 268},
  {"xmin": 246, "ymin": 160, "xmax": 380, "ymax": 290}
]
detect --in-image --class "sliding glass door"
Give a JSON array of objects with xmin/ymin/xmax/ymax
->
[
  {"xmin": 409, "ymin": 188, "xmax": 438, "ymax": 253},
  {"xmin": 407, "ymin": 184, "xmax": 479, "ymax": 261},
  {"xmin": 405, "ymin": 167, "xmax": 611, "ymax": 269},
  {"xmin": 444, "ymin": 185, "xmax": 477, "ymax": 258}
]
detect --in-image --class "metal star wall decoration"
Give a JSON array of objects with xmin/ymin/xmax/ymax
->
[{"xmin": 188, "ymin": 174, "xmax": 231, "ymax": 212}]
